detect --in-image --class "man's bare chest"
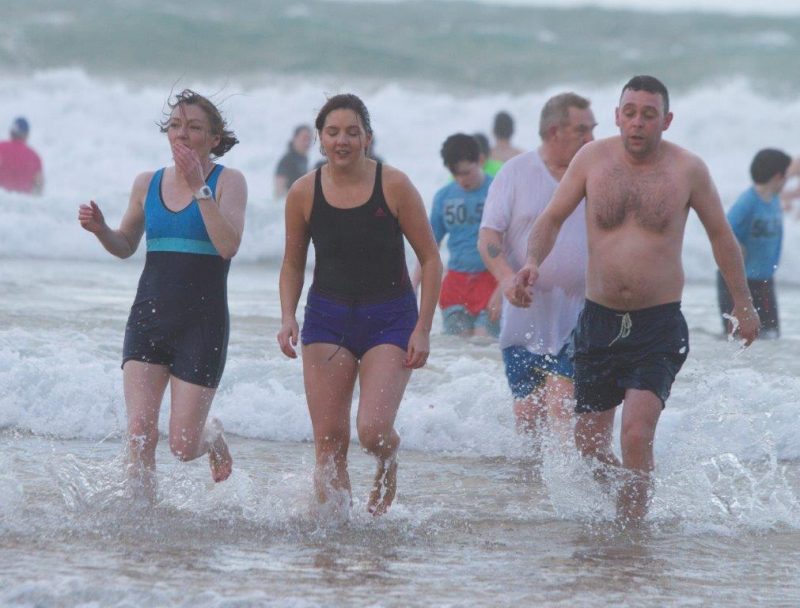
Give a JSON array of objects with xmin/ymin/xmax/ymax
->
[{"xmin": 588, "ymin": 165, "xmax": 685, "ymax": 233}]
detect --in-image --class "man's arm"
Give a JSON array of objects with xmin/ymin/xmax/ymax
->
[
  {"xmin": 478, "ymin": 227, "xmax": 515, "ymax": 297},
  {"xmin": 690, "ymin": 158, "xmax": 759, "ymax": 345}
]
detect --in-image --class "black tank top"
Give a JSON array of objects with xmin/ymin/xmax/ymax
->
[{"xmin": 309, "ymin": 163, "xmax": 411, "ymax": 302}]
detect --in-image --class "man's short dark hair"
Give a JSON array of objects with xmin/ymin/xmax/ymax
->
[
  {"xmin": 441, "ymin": 133, "xmax": 480, "ymax": 171},
  {"xmin": 493, "ymin": 111, "xmax": 514, "ymax": 139},
  {"xmin": 621, "ymin": 75, "xmax": 670, "ymax": 114},
  {"xmin": 750, "ymin": 148, "xmax": 792, "ymax": 184},
  {"xmin": 472, "ymin": 132, "xmax": 490, "ymax": 157}
]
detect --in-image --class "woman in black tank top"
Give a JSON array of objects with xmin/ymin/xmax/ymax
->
[{"xmin": 278, "ymin": 94, "xmax": 442, "ymax": 516}]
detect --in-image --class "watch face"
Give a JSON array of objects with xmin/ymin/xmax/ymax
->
[{"xmin": 197, "ymin": 185, "xmax": 212, "ymax": 199}]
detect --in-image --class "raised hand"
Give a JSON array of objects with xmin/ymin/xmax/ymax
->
[
  {"xmin": 172, "ymin": 142, "xmax": 206, "ymax": 192},
  {"xmin": 78, "ymin": 200, "xmax": 107, "ymax": 234}
]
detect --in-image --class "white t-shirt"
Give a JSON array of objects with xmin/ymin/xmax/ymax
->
[{"xmin": 480, "ymin": 149, "xmax": 587, "ymax": 354}]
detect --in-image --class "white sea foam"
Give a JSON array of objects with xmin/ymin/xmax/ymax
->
[{"xmin": 2, "ymin": 70, "xmax": 800, "ymax": 283}]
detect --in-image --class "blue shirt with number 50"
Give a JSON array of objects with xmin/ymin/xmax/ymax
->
[{"xmin": 430, "ymin": 175, "xmax": 493, "ymax": 272}]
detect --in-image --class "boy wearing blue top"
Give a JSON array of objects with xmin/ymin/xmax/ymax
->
[
  {"xmin": 717, "ymin": 148, "xmax": 799, "ymax": 339},
  {"xmin": 415, "ymin": 133, "xmax": 500, "ymax": 336}
]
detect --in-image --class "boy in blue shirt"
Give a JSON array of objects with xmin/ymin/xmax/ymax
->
[
  {"xmin": 717, "ymin": 148, "xmax": 799, "ymax": 339},
  {"xmin": 415, "ymin": 133, "xmax": 500, "ymax": 336}
]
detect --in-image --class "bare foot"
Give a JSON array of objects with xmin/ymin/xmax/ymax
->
[
  {"xmin": 367, "ymin": 457, "xmax": 397, "ymax": 516},
  {"xmin": 207, "ymin": 418, "xmax": 233, "ymax": 482}
]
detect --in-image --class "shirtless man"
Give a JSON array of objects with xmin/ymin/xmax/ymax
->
[{"xmin": 511, "ymin": 75, "xmax": 760, "ymax": 523}]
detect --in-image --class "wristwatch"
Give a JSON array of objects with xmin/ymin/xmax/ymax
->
[{"xmin": 194, "ymin": 184, "xmax": 213, "ymax": 200}]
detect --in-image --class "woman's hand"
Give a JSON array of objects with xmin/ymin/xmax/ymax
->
[
  {"xmin": 404, "ymin": 325, "xmax": 430, "ymax": 369},
  {"xmin": 172, "ymin": 142, "xmax": 206, "ymax": 192},
  {"xmin": 277, "ymin": 318, "xmax": 300, "ymax": 358},
  {"xmin": 78, "ymin": 200, "xmax": 107, "ymax": 234}
]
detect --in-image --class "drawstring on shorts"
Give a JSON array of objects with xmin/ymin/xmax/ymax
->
[{"xmin": 609, "ymin": 312, "xmax": 632, "ymax": 346}]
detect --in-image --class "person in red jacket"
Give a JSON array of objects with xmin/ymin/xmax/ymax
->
[{"xmin": 0, "ymin": 117, "xmax": 44, "ymax": 195}]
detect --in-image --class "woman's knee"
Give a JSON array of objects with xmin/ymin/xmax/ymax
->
[
  {"xmin": 357, "ymin": 424, "xmax": 397, "ymax": 454},
  {"xmin": 168, "ymin": 434, "xmax": 201, "ymax": 461}
]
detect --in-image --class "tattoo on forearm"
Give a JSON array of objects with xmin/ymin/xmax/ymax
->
[{"xmin": 487, "ymin": 243, "xmax": 501, "ymax": 258}]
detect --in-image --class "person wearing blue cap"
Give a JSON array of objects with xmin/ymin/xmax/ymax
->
[{"xmin": 0, "ymin": 117, "xmax": 44, "ymax": 195}]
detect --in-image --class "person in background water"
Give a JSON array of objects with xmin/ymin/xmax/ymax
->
[
  {"xmin": 277, "ymin": 94, "xmax": 441, "ymax": 517},
  {"xmin": 511, "ymin": 75, "xmax": 759, "ymax": 524},
  {"xmin": 414, "ymin": 133, "xmax": 500, "ymax": 337},
  {"xmin": 473, "ymin": 132, "xmax": 503, "ymax": 177},
  {"xmin": 274, "ymin": 124, "xmax": 312, "ymax": 198},
  {"xmin": 78, "ymin": 90, "xmax": 246, "ymax": 500},
  {"xmin": 0, "ymin": 117, "xmax": 44, "ymax": 195},
  {"xmin": 717, "ymin": 149, "xmax": 800, "ymax": 339},
  {"xmin": 489, "ymin": 111, "xmax": 523, "ymax": 164},
  {"xmin": 479, "ymin": 92, "xmax": 595, "ymax": 442}
]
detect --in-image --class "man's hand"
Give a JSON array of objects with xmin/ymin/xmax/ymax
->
[
  {"xmin": 506, "ymin": 263, "xmax": 539, "ymax": 308},
  {"xmin": 730, "ymin": 303, "xmax": 760, "ymax": 347}
]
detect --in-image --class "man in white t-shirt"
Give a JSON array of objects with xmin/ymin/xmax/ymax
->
[{"xmin": 479, "ymin": 92, "xmax": 596, "ymax": 439}]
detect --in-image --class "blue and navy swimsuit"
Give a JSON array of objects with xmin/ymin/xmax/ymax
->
[{"xmin": 122, "ymin": 165, "xmax": 230, "ymax": 388}]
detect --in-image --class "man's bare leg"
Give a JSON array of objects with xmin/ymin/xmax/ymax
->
[
  {"xmin": 513, "ymin": 392, "xmax": 546, "ymax": 436},
  {"xmin": 123, "ymin": 361, "xmax": 170, "ymax": 500},
  {"xmin": 541, "ymin": 375, "xmax": 574, "ymax": 443},
  {"xmin": 574, "ymin": 408, "xmax": 621, "ymax": 486},
  {"xmin": 303, "ymin": 344, "xmax": 358, "ymax": 505},
  {"xmin": 358, "ymin": 345, "xmax": 411, "ymax": 516},
  {"xmin": 617, "ymin": 389, "xmax": 662, "ymax": 524}
]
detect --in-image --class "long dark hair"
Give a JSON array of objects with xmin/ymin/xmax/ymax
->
[
  {"xmin": 159, "ymin": 89, "xmax": 239, "ymax": 158},
  {"xmin": 315, "ymin": 93, "xmax": 373, "ymax": 137}
]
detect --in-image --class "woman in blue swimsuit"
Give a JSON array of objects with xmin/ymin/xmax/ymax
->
[
  {"xmin": 78, "ymin": 90, "xmax": 247, "ymax": 499},
  {"xmin": 278, "ymin": 94, "xmax": 442, "ymax": 516}
]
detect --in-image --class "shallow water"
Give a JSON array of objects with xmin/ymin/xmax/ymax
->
[
  {"xmin": 2, "ymin": 434, "xmax": 800, "ymax": 607},
  {"xmin": 2, "ymin": 259, "xmax": 800, "ymax": 606}
]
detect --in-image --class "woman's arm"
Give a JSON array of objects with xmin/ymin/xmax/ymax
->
[
  {"xmin": 78, "ymin": 171, "xmax": 149, "ymax": 258},
  {"xmin": 385, "ymin": 166, "xmax": 443, "ymax": 368},
  {"xmin": 173, "ymin": 143, "xmax": 247, "ymax": 259},
  {"xmin": 277, "ymin": 176, "xmax": 313, "ymax": 358}
]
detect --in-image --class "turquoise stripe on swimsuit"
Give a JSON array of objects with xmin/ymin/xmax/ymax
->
[
  {"xmin": 146, "ymin": 237, "xmax": 220, "ymax": 255},
  {"xmin": 144, "ymin": 165, "xmax": 224, "ymax": 255}
]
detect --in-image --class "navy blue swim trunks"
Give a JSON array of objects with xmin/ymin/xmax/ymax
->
[
  {"xmin": 301, "ymin": 288, "xmax": 418, "ymax": 359},
  {"xmin": 571, "ymin": 299, "xmax": 689, "ymax": 413}
]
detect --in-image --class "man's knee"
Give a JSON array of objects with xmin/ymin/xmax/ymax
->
[{"xmin": 620, "ymin": 419, "xmax": 655, "ymax": 457}]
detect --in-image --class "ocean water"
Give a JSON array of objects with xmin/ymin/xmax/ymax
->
[{"xmin": 2, "ymin": 1, "xmax": 800, "ymax": 606}]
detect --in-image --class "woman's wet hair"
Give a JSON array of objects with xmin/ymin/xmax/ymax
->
[
  {"xmin": 160, "ymin": 89, "xmax": 239, "ymax": 158},
  {"xmin": 315, "ymin": 94, "xmax": 373, "ymax": 137}
]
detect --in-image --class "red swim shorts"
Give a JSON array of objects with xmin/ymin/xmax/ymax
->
[{"xmin": 438, "ymin": 270, "xmax": 497, "ymax": 316}]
